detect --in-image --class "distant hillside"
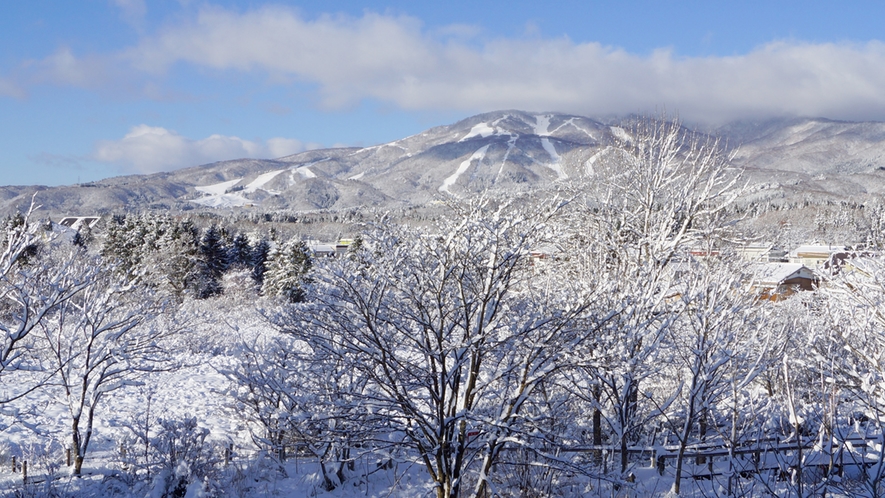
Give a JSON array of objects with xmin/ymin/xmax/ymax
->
[{"xmin": 3, "ymin": 112, "xmax": 885, "ymax": 219}]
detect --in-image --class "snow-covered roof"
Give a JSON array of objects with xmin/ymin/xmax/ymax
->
[
  {"xmin": 58, "ymin": 216, "xmax": 101, "ymax": 230},
  {"xmin": 530, "ymin": 243, "xmax": 562, "ymax": 256},
  {"xmin": 790, "ymin": 244, "xmax": 847, "ymax": 258},
  {"xmin": 309, "ymin": 243, "xmax": 337, "ymax": 254},
  {"xmin": 751, "ymin": 263, "xmax": 816, "ymax": 286}
]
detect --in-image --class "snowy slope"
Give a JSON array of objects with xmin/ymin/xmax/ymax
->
[{"xmin": 3, "ymin": 112, "xmax": 885, "ymax": 217}]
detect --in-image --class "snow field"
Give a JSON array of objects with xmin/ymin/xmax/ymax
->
[
  {"xmin": 439, "ymin": 145, "xmax": 490, "ymax": 194},
  {"xmin": 195, "ymin": 179, "xmax": 243, "ymax": 197},
  {"xmin": 191, "ymin": 168, "xmax": 289, "ymax": 208},
  {"xmin": 534, "ymin": 114, "xmax": 567, "ymax": 179},
  {"xmin": 459, "ymin": 123, "xmax": 497, "ymax": 142}
]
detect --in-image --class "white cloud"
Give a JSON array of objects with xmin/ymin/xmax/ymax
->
[
  {"xmin": 93, "ymin": 125, "xmax": 311, "ymax": 173},
  {"xmin": 115, "ymin": 6, "xmax": 885, "ymax": 123},
  {"xmin": 0, "ymin": 77, "xmax": 24, "ymax": 98},
  {"xmin": 6, "ymin": 6, "xmax": 885, "ymax": 123},
  {"xmin": 266, "ymin": 137, "xmax": 314, "ymax": 158},
  {"xmin": 18, "ymin": 47, "xmax": 123, "ymax": 91},
  {"xmin": 110, "ymin": 0, "xmax": 147, "ymax": 29}
]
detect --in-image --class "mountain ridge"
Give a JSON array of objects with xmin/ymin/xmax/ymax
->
[{"xmin": 4, "ymin": 111, "xmax": 885, "ymax": 218}]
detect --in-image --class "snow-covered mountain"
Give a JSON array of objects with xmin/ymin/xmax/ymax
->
[
  {"xmin": 721, "ymin": 117, "xmax": 885, "ymax": 204},
  {"xmin": 3, "ymin": 112, "xmax": 885, "ymax": 217}
]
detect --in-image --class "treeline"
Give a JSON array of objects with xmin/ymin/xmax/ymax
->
[{"xmin": 101, "ymin": 213, "xmax": 311, "ymax": 301}]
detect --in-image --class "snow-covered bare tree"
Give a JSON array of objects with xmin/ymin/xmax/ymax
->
[
  {"xmin": 558, "ymin": 115, "xmax": 742, "ymax": 480},
  {"xmin": 36, "ymin": 252, "xmax": 169, "ymax": 474},
  {"xmin": 1, "ymin": 203, "xmax": 92, "ymax": 404},
  {"xmin": 564, "ymin": 257, "xmax": 682, "ymax": 477},
  {"xmin": 279, "ymin": 198, "xmax": 587, "ymax": 498},
  {"xmin": 221, "ymin": 332, "xmax": 374, "ymax": 491},
  {"xmin": 664, "ymin": 259, "xmax": 764, "ymax": 495},
  {"xmin": 582, "ymin": 115, "xmax": 740, "ymax": 267},
  {"xmin": 817, "ymin": 255, "xmax": 885, "ymax": 497}
]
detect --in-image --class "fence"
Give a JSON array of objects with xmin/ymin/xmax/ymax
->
[{"xmin": 553, "ymin": 434, "xmax": 885, "ymax": 481}]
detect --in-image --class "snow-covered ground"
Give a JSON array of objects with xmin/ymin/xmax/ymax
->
[
  {"xmin": 243, "ymin": 170, "xmax": 285, "ymax": 194},
  {"xmin": 459, "ymin": 122, "xmax": 497, "ymax": 142},
  {"xmin": 534, "ymin": 115, "xmax": 567, "ymax": 179},
  {"xmin": 190, "ymin": 167, "xmax": 297, "ymax": 208},
  {"xmin": 192, "ymin": 178, "xmax": 252, "ymax": 208},
  {"xmin": 0, "ymin": 292, "xmax": 441, "ymax": 498},
  {"xmin": 195, "ymin": 179, "xmax": 243, "ymax": 197},
  {"xmin": 439, "ymin": 145, "xmax": 490, "ymax": 194},
  {"xmin": 294, "ymin": 167, "xmax": 316, "ymax": 179}
]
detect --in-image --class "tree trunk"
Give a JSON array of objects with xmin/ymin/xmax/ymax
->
[
  {"xmin": 697, "ymin": 413, "xmax": 707, "ymax": 465},
  {"xmin": 593, "ymin": 387, "xmax": 603, "ymax": 466},
  {"xmin": 620, "ymin": 436, "xmax": 629, "ymax": 474},
  {"xmin": 673, "ymin": 403, "xmax": 696, "ymax": 495},
  {"xmin": 72, "ymin": 416, "xmax": 83, "ymax": 475}
]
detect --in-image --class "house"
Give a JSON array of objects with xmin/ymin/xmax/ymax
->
[
  {"xmin": 307, "ymin": 239, "xmax": 357, "ymax": 258},
  {"xmin": 335, "ymin": 239, "xmax": 355, "ymax": 256},
  {"xmin": 309, "ymin": 243, "xmax": 337, "ymax": 258},
  {"xmin": 735, "ymin": 244, "xmax": 788, "ymax": 263},
  {"xmin": 789, "ymin": 245, "xmax": 848, "ymax": 269},
  {"xmin": 750, "ymin": 262, "xmax": 818, "ymax": 301},
  {"xmin": 528, "ymin": 243, "xmax": 563, "ymax": 267},
  {"xmin": 58, "ymin": 216, "xmax": 101, "ymax": 230}
]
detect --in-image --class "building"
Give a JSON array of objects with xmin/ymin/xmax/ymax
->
[
  {"xmin": 788, "ymin": 245, "xmax": 848, "ymax": 269},
  {"xmin": 58, "ymin": 216, "xmax": 101, "ymax": 230},
  {"xmin": 735, "ymin": 244, "xmax": 788, "ymax": 263},
  {"xmin": 750, "ymin": 262, "xmax": 818, "ymax": 301}
]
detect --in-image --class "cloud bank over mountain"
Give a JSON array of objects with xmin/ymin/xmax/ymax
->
[
  {"xmin": 7, "ymin": 6, "xmax": 885, "ymax": 124},
  {"xmin": 93, "ymin": 125, "xmax": 315, "ymax": 174},
  {"xmin": 4, "ymin": 2, "xmax": 885, "ymax": 185}
]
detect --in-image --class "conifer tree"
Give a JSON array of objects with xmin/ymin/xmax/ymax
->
[
  {"xmin": 250, "ymin": 237, "xmax": 271, "ymax": 285},
  {"xmin": 228, "ymin": 232, "xmax": 252, "ymax": 269},
  {"xmin": 196, "ymin": 225, "xmax": 228, "ymax": 298},
  {"xmin": 102, "ymin": 215, "xmax": 145, "ymax": 277},
  {"xmin": 146, "ymin": 218, "xmax": 200, "ymax": 298},
  {"xmin": 261, "ymin": 239, "xmax": 311, "ymax": 302}
]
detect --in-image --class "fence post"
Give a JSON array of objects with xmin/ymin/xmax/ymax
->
[
  {"xmin": 66, "ymin": 448, "xmax": 71, "ymax": 467},
  {"xmin": 22, "ymin": 461, "xmax": 27, "ymax": 483},
  {"xmin": 11, "ymin": 456, "xmax": 15, "ymax": 473}
]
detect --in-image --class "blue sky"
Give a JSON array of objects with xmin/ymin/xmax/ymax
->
[{"xmin": 2, "ymin": 1, "xmax": 885, "ymax": 186}]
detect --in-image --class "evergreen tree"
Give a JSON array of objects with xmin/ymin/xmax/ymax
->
[
  {"xmin": 228, "ymin": 232, "xmax": 252, "ymax": 269},
  {"xmin": 71, "ymin": 221, "xmax": 94, "ymax": 249},
  {"xmin": 2, "ymin": 212, "xmax": 39, "ymax": 267},
  {"xmin": 139, "ymin": 218, "xmax": 196, "ymax": 298},
  {"xmin": 250, "ymin": 237, "xmax": 271, "ymax": 285},
  {"xmin": 261, "ymin": 239, "xmax": 312, "ymax": 302},
  {"xmin": 71, "ymin": 230, "xmax": 85, "ymax": 248},
  {"xmin": 102, "ymin": 214, "xmax": 150, "ymax": 278},
  {"xmin": 196, "ymin": 225, "xmax": 228, "ymax": 298}
]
